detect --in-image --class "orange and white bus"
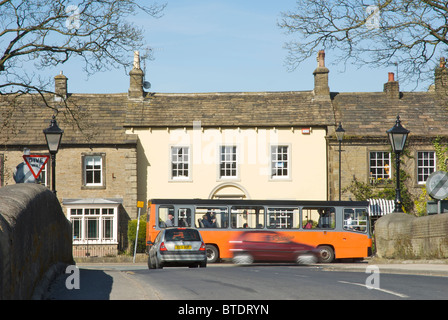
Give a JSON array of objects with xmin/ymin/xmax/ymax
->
[{"xmin": 146, "ymin": 199, "xmax": 372, "ymax": 263}]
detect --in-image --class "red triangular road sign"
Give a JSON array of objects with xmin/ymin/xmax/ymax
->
[{"xmin": 23, "ymin": 155, "xmax": 50, "ymax": 179}]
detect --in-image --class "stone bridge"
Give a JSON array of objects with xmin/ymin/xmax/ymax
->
[{"xmin": 0, "ymin": 184, "xmax": 73, "ymax": 300}]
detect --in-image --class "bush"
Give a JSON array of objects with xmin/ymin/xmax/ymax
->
[{"xmin": 128, "ymin": 215, "xmax": 147, "ymax": 253}]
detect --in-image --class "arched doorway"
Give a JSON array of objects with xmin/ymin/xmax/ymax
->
[{"xmin": 208, "ymin": 183, "xmax": 250, "ymax": 200}]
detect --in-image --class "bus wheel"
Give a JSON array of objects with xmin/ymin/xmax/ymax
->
[
  {"xmin": 206, "ymin": 245, "xmax": 219, "ymax": 263},
  {"xmin": 318, "ymin": 245, "xmax": 335, "ymax": 263}
]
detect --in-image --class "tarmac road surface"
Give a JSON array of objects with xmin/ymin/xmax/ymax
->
[{"xmin": 45, "ymin": 261, "xmax": 448, "ymax": 300}]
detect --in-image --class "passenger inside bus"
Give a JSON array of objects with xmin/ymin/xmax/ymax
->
[
  {"xmin": 201, "ymin": 212, "xmax": 217, "ymax": 228},
  {"xmin": 165, "ymin": 213, "xmax": 174, "ymax": 227}
]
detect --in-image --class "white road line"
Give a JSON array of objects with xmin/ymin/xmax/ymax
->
[{"xmin": 338, "ymin": 281, "xmax": 409, "ymax": 299}]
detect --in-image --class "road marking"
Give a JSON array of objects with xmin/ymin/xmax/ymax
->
[{"xmin": 338, "ymin": 281, "xmax": 409, "ymax": 298}]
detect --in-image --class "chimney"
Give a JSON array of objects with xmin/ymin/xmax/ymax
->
[
  {"xmin": 54, "ymin": 71, "xmax": 68, "ymax": 100},
  {"xmin": 313, "ymin": 50, "xmax": 330, "ymax": 99},
  {"xmin": 383, "ymin": 72, "xmax": 400, "ymax": 99},
  {"xmin": 435, "ymin": 57, "xmax": 448, "ymax": 97},
  {"xmin": 128, "ymin": 50, "xmax": 144, "ymax": 99}
]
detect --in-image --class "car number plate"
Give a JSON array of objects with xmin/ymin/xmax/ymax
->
[{"xmin": 175, "ymin": 245, "xmax": 191, "ymax": 250}]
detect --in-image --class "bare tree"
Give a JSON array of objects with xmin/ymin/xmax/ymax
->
[
  {"xmin": 0, "ymin": 0, "xmax": 165, "ymax": 141},
  {"xmin": 0, "ymin": 0, "xmax": 165, "ymax": 101},
  {"xmin": 279, "ymin": 0, "xmax": 448, "ymax": 87}
]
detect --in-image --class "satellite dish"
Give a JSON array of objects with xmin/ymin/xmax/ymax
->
[
  {"xmin": 143, "ymin": 81, "xmax": 151, "ymax": 89},
  {"xmin": 426, "ymin": 171, "xmax": 448, "ymax": 200}
]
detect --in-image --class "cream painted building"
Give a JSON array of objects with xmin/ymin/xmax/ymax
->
[
  {"xmin": 125, "ymin": 51, "xmax": 335, "ymax": 203},
  {"xmin": 128, "ymin": 123, "xmax": 328, "ymax": 201}
]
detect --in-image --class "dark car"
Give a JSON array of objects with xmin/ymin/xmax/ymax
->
[
  {"xmin": 229, "ymin": 231, "xmax": 319, "ymax": 265},
  {"xmin": 148, "ymin": 227, "xmax": 207, "ymax": 269}
]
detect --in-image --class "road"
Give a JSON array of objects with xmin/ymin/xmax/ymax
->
[{"xmin": 46, "ymin": 262, "xmax": 448, "ymax": 302}]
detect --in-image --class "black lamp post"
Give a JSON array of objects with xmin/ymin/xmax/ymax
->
[
  {"xmin": 386, "ymin": 115, "xmax": 410, "ymax": 212},
  {"xmin": 335, "ymin": 122, "xmax": 345, "ymax": 201},
  {"xmin": 43, "ymin": 115, "xmax": 64, "ymax": 194}
]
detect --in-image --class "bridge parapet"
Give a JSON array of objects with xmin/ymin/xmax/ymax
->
[
  {"xmin": 376, "ymin": 212, "xmax": 448, "ymax": 259},
  {"xmin": 0, "ymin": 184, "xmax": 73, "ymax": 300}
]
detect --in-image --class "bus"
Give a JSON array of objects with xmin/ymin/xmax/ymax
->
[{"xmin": 146, "ymin": 199, "xmax": 372, "ymax": 263}]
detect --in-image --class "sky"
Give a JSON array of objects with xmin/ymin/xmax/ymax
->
[{"xmin": 54, "ymin": 1, "xmax": 411, "ymax": 94}]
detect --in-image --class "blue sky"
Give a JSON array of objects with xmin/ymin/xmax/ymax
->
[{"xmin": 57, "ymin": 1, "xmax": 411, "ymax": 94}]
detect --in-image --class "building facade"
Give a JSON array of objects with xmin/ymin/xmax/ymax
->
[
  {"xmin": 328, "ymin": 63, "xmax": 448, "ymax": 213},
  {"xmin": 125, "ymin": 50, "xmax": 334, "ymax": 203},
  {"xmin": 0, "ymin": 76, "xmax": 138, "ymax": 257}
]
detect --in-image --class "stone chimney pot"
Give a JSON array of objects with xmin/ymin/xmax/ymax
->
[
  {"xmin": 384, "ymin": 72, "xmax": 400, "ymax": 99},
  {"xmin": 54, "ymin": 71, "xmax": 68, "ymax": 100},
  {"xmin": 313, "ymin": 50, "xmax": 330, "ymax": 99}
]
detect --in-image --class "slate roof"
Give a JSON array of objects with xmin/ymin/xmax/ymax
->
[
  {"xmin": 2, "ymin": 79, "xmax": 448, "ymax": 147},
  {"xmin": 0, "ymin": 93, "xmax": 136, "ymax": 146},
  {"xmin": 125, "ymin": 91, "xmax": 335, "ymax": 128},
  {"xmin": 332, "ymin": 91, "xmax": 448, "ymax": 140}
]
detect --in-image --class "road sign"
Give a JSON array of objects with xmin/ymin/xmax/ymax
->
[
  {"xmin": 23, "ymin": 155, "xmax": 50, "ymax": 179},
  {"xmin": 426, "ymin": 171, "xmax": 448, "ymax": 200}
]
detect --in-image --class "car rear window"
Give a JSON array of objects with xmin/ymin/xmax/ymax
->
[{"xmin": 165, "ymin": 229, "xmax": 201, "ymax": 241}]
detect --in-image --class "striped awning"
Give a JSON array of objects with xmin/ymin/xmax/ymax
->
[{"xmin": 368, "ymin": 199, "xmax": 395, "ymax": 216}]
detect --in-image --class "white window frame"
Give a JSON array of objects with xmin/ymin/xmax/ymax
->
[
  {"xmin": 67, "ymin": 206, "xmax": 118, "ymax": 245},
  {"xmin": 170, "ymin": 146, "xmax": 191, "ymax": 181},
  {"xmin": 219, "ymin": 145, "xmax": 238, "ymax": 179},
  {"xmin": 84, "ymin": 155, "xmax": 103, "ymax": 186},
  {"xmin": 417, "ymin": 151, "xmax": 436, "ymax": 184},
  {"xmin": 369, "ymin": 151, "xmax": 391, "ymax": 180},
  {"xmin": 270, "ymin": 145, "xmax": 290, "ymax": 180}
]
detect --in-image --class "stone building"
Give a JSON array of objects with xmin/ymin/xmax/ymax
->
[
  {"xmin": 328, "ymin": 61, "xmax": 448, "ymax": 212},
  {"xmin": 0, "ymin": 73, "xmax": 138, "ymax": 257}
]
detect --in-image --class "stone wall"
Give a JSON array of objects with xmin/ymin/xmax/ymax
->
[
  {"xmin": 0, "ymin": 184, "xmax": 73, "ymax": 300},
  {"xmin": 375, "ymin": 212, "xmax": 448, "ymax": 259}
]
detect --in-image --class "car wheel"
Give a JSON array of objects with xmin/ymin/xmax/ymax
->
[
  {"xmin": 318, "ymin": 245, "xmax": 335, "ymax": 263},
  {"xmin": 148, "ymin": 255, "xmax": 155, "ymax": 269},
  {"xmin": 200, "ymin": 260, "xmax": 207, "ymax": 268},
  {"xmin": 206, "ymin": 245, "xmax": 219, "ymax": 263},
  {"xmin": 232, "ymin": 253, "xmax": 254, "ymax": 265},
  {"xmin": 296, "ymin": 253, "xmax": 318, "ymax": 265}
]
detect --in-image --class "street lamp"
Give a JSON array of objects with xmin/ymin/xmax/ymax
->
[
  {"xmin": 386, "ymin": 115, "xmax": 410, "ymax": 212},
  {"xmin": 335, "ymin": 122, "xmax": 345, "ymax": 201},
  {"xmin": 43, "ymin": 115, "xmax": 64, "ymax": 194}
]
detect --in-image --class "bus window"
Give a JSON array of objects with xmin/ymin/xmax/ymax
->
[
  {"xmin": 302, "ymin": 207, "xmax": 335, "ymax": 229},
  {"xmin": 178, "ymin": 208, "xmax": 192, "ymax": 227},
  {"xmin": 195, "ymin": 207, "xmax": 228, "ymax": 228},
  {"xmin": 267, "ymin": 208, "xmax": 300, "ymax": 229},
  {"xmin": 231, "ymin": 207, "xmax": 265, "ymax": 229},
  {"xmin": 158, "ymin": 206, "xmax": 174, "ymax": 228},
  {"xmin": 344, "ymin": 208, "xmax": 367, "ymax": 232}
]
